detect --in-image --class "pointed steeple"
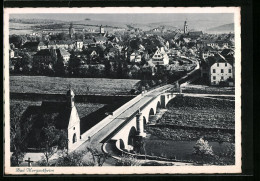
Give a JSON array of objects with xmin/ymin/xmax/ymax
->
[{"xmin": 66, "ymin": 88, "xmax": 75, "ymax": 108}]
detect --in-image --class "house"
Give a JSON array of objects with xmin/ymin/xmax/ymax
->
[
  {"xmin": 142, "ymin": 60, "xmax": 156, "ymax": 75},
  {"xmin": 200, "ymin": 46, "xmax": 217, "ymax": 59},
  {"xmin": 75, "ymin": 40, "xmax": 83, "ymax": 50},
  {"xmin": 200, "ymin": 53, "xmax": 233, "ymax": 85},
  {"xmin": 9, "ymin": 49, "xmax": 15, "ymax": 58},
  {"xmin": 33, "ymin": 49, "xmax": 53, "ymax": 64},
  {"xmin": 83, "ymin": 39, "xmax": 95, "ymax": 47},
  {"xmin": 130, "ymin": 51, "xmax": 142, "ymax": 63},
  {"xmin": 152, "ymin": 47, "xmax": 169, "ymax": 65},
  {"xmin": 94, "ymin": 36, "xmax": 107, "ymax": 45},
  {"xmin": 22, "ymin": 41, "xmax": 40, "ymax": 51},
  {"xmin": 57, "ymin": 49, "xmax": 71, "ymax": 64},
  {"xmin": 38, "ymin": 41, "xmax": 48, "ymax": 50},
  {"xmin": 21, "ymin": 89, "xmax": 81, "ymax": 152}
]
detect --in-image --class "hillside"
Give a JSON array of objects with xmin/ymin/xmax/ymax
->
[{"xmin": 206, "ymin": 23, "xmax": 234, "ymax": 33}]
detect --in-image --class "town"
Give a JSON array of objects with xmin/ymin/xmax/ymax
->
[
  {"xmin": 9, "ymin": 16, "xmax": 236, "ymax": 167},
  {"xmin": 9, "ymin": 20, "xmax": 234, "ymax": 86}
]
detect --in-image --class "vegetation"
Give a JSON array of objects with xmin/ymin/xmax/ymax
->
[
  {"xmin": 115, "ymin": 154, "xmax": 140, "ymax": 166},
  {"xmin": 146, "ymin": 96, "xmax": 235, "ymax": 143},
  {"xmin": 10, "ymin": 76, "xmax": 140, "ymax": 95}
]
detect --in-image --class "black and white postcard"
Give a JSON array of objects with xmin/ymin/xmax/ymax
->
[{"xmin": 4, "ymin": 7, "xmax": 241, "ymax": 174}]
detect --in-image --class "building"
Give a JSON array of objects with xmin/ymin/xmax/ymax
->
[
  {"xmin": 75, "ymin": 40, "xmax": 84, "ymax": 50},
  {"xmin": 94, "ymin": 36, "xmax": 107, "ymax": 45},
  {"xmin": 100, "ymin": 25, "xmax": 105, "ymax": 34},
  {"xmin": 21, "ymin": 89, "xmax": 81, "ymax": 152},
  {"xmin": 38, "ymin": 41, "xmax": 48, "ymax": 50},
  {"xmin": 58, "ymin": 49, "xmax": 71, "ymax": 64},
  {"xmin": 184, "ymin": 21, "xmax": 188, "ymax": 34},
  {"xmin": 33, "ymin": 49, "xmax": 53, "ymax": 64},
  {"xmin": 152, "ymin": 47, "xmax": 169, "ymax": 65},
  {"xmin": 188, "ymin": 31, "xmax": 203, "ymax": 38},
  {"xmin": 69, "ymin": 23, "xmax": 75, "ymax": 39},
  {"xmin": 9, "ymin": 49, "xmax": 15, "ymax": 58},
  {"xmin": 22, "ymin": 41, "xmax": 40, "ymax": 51},
  {"xmin": 200, "ymin": 46, "xmax": 217, "ymax": 59},
  {"xmin": 130, "ymin": 51, "xmax": 142, "ymax": 63},
  {"xmin": 200, "ymin": 53, "xmax": 233, "ymax": 85}
]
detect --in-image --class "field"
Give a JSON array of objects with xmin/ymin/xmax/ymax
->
[
  {"xmin": 10, "ymin": 76, "xmax": 140, "ymax": 95},
  {"xmin": 10, "ymin": 99, "xmax": 106, "ymax": 123},
  {"xmin": 146, "ymin": 96, "xmax": 235, "ymax": 143},
  {"xmin": 181, "ymin": 84, "xmax": 235, "ymax": 95}
]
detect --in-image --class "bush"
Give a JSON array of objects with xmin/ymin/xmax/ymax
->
[{"xmin": 193, "ymin": 138, "xmax": 213, "ymax": 156}]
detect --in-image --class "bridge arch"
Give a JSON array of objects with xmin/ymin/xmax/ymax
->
[
  {"xmin": 156, "ymin": 101, "xmax": 161, "ymax": 113},
  {"xmin": 128, "ymin": 126, "xmax": 137, "ymax": 148},
  {"xmin": 119, "ymin": 139, "xmax": 125, "ymax": 149}
]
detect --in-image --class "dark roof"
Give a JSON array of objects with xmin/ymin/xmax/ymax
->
[
  {"xmin": 22, "ymin": 41, "xmax": 39, "ymax": 49},
  {"xmin": 205, "ymin": 53, "xmax": 228, "ymax": 67},
  {"xmin": 34, "ymin": 49, "xmax": 52, "ymax": 56},
  {"xmin": 221, "ymin": 48, "xmax": 234, "ymax": 57},
  {"xmin": 188, "ymin": 31, "xmax": 203, "ymax": 36}
]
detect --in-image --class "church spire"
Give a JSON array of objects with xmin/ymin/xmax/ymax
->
[{"xmin": 66, "ymin": 88, "xmax": 75, "ymax": 108}]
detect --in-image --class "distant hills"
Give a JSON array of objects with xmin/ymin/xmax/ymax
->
[
  {"xmin": 206, "ymin": 23, "xmax": 234, "ymax": 33},
  {"xmin": 9, "ymin": 17, "xmax": 234, "ymax": 35}
]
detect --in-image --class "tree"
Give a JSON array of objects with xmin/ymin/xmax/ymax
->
[
  {"xmin": 104, "ymin": 60, "xmax": 112, "ymax": 77},
  {"xmin": 38, "ymin": 120, "xmax": 68, "ymax": 166},
  {"xmin": 10, "ymin": 104, "xmax": 27, "ymax": 166},
  {"xmin": 86, "ymin": 147, "xmax": 110, "ymax": 166},
  {"xmin": 193, "ymin": 138, "xmax": 214, "ymax": 160},
  {"xmin": 55, "ymin": 150, "xmax": 89, "ymax": 166}
]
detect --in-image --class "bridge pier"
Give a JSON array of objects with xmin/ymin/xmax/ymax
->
[
  {"xmin": 136, "ymin": 112, "xmax": 146, "ymax": 137},
  {"xmin": 160, "ymin": 95, "xmax": 166, "ymax": 108}
]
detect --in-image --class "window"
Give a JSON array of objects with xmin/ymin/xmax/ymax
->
[
  {"xmin": 225, "ymin": 63, "xmax": 227, "ymax": 67},
  {"xmin": 229, "ymin": 69, "xmax": 232, "ymax": 73},
  {"xmin": 213, "ymin": 81, "xmax": 216, "ymax": 85},
  {"xmin": 73, "ymin": 133, "xmax": 77, "ymax": 143},
  {"xmin": 221, "ymin": 69, "xmax": 224, "ymax": 73},
  {"xmin": 221, "ymin": 76, "xmax": 224, "ymax": 80},
  {"xmin": 213, "ymin": 69, "xmax": 216, "ymax": 73},
  {"xmin": 213, "ymin": 76, "xmax": 216, "ymax": 80},
  {"xmin": 217, "ymin": 63, "xmax": 219, "ymax": 67}
]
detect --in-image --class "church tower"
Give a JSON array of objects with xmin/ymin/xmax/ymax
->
[
  {"xmin": 69, "ymin": 23, "xmax": 75, "ymax": 39},
  {"xmin": 100, "ymin": 25, "xmax": 104, "ymax": 34},
  {"xmin": 66, "ymin": 89, "xmax": 75, "ymax": 108},
  {"xmin": 184, "ymin": 20, "xmax": 188, "ymax": 34}
]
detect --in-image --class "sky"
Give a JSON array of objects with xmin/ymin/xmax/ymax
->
[{"xmin": 10, "ymin": 13, "xmax": 234, "ymax": 24}]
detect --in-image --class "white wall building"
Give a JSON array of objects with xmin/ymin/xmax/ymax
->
[{"xmin": 152, "ymin": 47, "xmax": 169, "ymax": 65}]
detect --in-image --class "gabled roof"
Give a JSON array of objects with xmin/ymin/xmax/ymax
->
[{"xmin": 205, "ymin": 53, "xmax": 228, "ymax": 67}]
